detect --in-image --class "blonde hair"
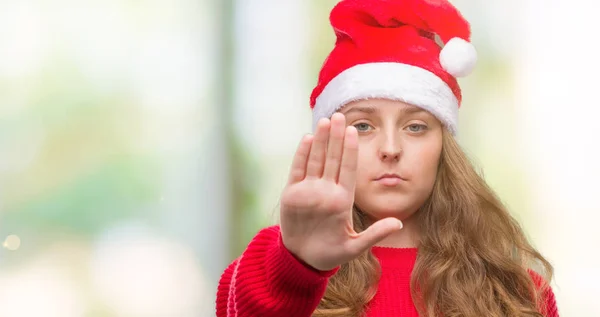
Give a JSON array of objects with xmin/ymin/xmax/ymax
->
[{"xmin": 313, "ymin": 129, "xmax": 554, "ymax": 317}]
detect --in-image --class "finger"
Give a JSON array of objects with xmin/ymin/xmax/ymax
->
[
  {"xmin": 338, "ymin": 126, "xmax": 358, "ymax": 190},
  {"xmin": 347, "ymin": 218, "xmax": 403, "ymax": 255},
  {"xmin": 306, "ymin": 118, "xmax": 330, "ymax": 178},
  {"xmin": 287, "ymin": 134, "xmax": 314, "ymax": 184},
  {"xmin": 322, "ymin": 113, "xmax": 346, "ymax": 181}
]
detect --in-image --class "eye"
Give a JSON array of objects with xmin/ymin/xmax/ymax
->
[
  {"xmin": 353, "ymin": 122, "xmax": 373, "ymax": 132},
  {"xmin": 406, "ymin": 124, "xmax": 427, "ymax": 133}
]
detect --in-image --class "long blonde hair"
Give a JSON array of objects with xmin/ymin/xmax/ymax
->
[{"xmin": 313, "ymin": 129, "xmax": 554, "ymax": 317}]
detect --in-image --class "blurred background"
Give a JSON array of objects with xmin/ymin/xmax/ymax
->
[{"xmin": 0, "ymin": 0, "xmax": 598, "ymax": 316}]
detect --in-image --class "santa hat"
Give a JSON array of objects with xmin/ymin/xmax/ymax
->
[{"xmin": 310, "ymin": 0, "xmax": 477, "ymax": 134}]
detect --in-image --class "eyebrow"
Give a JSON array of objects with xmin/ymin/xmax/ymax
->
[
  {"xmin": 399, "ymin": 106, "xmax": 427, "ymax": 115},
  {"xmin": 341, "ymin": 105, "xmax": 427, "ymax": 116},
  {"xmin": 341, "ymin": 106, "xmax": 377, "ymax": 115}
]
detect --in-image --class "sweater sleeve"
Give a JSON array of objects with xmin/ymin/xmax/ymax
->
[
  {"xmin": 528, "ymin": 270, "xmax": 559, "ymax": 317},
  {"xmin": 216, "ymin": 225, "xmax": 339, "ymax": 317}
]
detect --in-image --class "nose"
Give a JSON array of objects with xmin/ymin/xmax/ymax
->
[{"xmin": 378, "ymin": 132, "xmax": 401, "ymax": 162}]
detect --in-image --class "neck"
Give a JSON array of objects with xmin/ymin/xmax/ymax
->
[{"xmin": 368, "ymin": 212, "xmax": 420, "ymax": 248}]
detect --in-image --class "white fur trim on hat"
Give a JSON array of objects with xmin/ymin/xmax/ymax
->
[{"xmin": 312, "ymin": 62, "xmax": 459, "ymax": 134}]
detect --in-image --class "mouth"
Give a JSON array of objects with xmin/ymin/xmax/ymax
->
[{"xmin": 374, "ymin": 173, "xmax": 406, "ymax": 186}]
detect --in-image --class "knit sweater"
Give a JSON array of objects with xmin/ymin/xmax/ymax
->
[{"xmin": 216, "ymin": 226, "xmax": 559, "ymax": 317}]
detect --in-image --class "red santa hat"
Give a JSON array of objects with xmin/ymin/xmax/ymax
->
[{"xmin": 310, "ymin": 0, "xmax": 477, "ymax": 134}]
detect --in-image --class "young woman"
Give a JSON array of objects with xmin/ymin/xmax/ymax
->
[{"xmin": 216, "ymin": 0, "xmax": 558, "ymax": 316}]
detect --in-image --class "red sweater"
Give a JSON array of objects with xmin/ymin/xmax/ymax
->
[{"xmin": 216, "ymin": 226, "xmax": 559, "ymax": 317}]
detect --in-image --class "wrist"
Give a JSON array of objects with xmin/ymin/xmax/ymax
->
[{"xmin": 279, "ymin": 234, "xmax": 340, "ymax": 276}]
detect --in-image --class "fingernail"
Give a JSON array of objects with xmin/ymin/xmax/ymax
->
[
  {"xmin": 318, "ymin": 117, "xmax": 330, "ymax": 125},
  {"xmin": 331, "ymin": 112, "xmax": 344, "ymax": 120}
]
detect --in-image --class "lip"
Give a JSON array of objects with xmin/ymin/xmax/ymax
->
[{"xmin": 374, "ymin": 173, "xmax": 406, "ymax": 186}]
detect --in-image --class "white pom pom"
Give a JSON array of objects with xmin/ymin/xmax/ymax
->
[{"xmin": 439, "ymin": 37, "xmax": 477, "ymax": 78}]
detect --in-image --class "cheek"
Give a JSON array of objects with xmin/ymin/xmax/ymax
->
[
  {"xmin": 355, "ymin": 142, "xmax": 377, "ymax": 182},
  {"xmin": 402, "ymin": 142, "xmax": 441, "ymax": 187}
]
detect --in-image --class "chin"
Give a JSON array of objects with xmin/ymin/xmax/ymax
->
[
  {"xmin": 355, "ymin": 188, "xmax": 429, "ymax": 219},
  {"xmin": 356, "ymin": 198, "xmax": 420, "ymax": 221}
]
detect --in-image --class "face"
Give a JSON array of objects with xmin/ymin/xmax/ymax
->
[{"xmin": 339, "ymin": 99, "xmax": 443, "ymax": 222}]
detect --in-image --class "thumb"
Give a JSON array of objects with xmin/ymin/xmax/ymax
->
[{"xmin": 347, "ymin": 217, "xmax": 403, "ymax": 255}]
